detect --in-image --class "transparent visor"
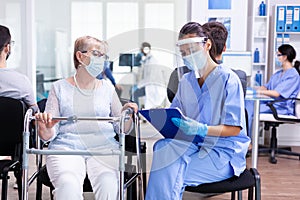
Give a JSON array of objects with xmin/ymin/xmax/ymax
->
[{"xmin": 175, "ymin": 37, "xmax": 207, "ymax": 79}]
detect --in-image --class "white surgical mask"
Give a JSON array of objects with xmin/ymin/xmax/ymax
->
[
  {"xmin": 182, "ymin": 50, "xmax": 207, "ymax": 77},
  {"xmin": 143, "ymin": 47, "xmax": 150, "ymax": 55},
  {"xmin": 84, "ymin": 56, "xmax": 105, "ymax": 77}
]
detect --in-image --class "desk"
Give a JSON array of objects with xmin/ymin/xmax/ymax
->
[{"xmin": 245, "ymin": 92, "xmax": 272, "ymax": 168}]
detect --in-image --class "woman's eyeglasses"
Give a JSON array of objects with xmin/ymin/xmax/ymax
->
[
  {"xmin": 4, "ymin": 40, "xmax": 15, "ymax": 47},
  {"xmin": 81, "ymin": 50, "xmax": 109, "ymax": 60},
  {"xmin": 9, "ymin": 41, "xmax": 15, "ymax": 47},
  {"xmin": 276, "ymin": 53, "xmax": 284, "ymax": 57}
]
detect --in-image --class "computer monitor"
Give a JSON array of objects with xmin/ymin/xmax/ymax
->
[
  {"xmin": 222, "ymin": 51, "xmax": 252, "ymax": 76},
  {"xmin": 119, "ymin": 53, "xmax": 141, "ymax": 71},
  {"xmin": 119, "ymin": 53, "xmax": 134, "ymax": 67}
]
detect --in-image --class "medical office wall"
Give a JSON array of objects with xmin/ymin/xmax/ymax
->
[{"xmin": 189, "ymin": 0, "xmax": 248, "ymax": 51}]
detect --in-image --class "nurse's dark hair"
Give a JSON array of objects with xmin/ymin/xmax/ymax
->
[
  {"xmin": 141, "ymin": 42, "xmax": 151, "ymax": 49},
  {"xmin": 202, "ymin": 21, "xmax": 228, "ymax": 56},
  {"xmin": 278, "ymin": 44, "xmax": 300, "ymax": 74},
  {"xmin": 179, "ymin": 22, "xmax": 217, "ymax": 63}
]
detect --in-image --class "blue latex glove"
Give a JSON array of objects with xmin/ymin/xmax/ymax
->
[{"xmin": 171, "ymin": 117, "xmax": 208, "ymax": 138}]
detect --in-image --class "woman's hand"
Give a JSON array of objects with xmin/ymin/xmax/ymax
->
[
  {"xmin": 35, "ymin": 112, "xmax": 59, "ymax": 129},
  {"xmin": 35, "ymin": 112, "xmax": 59, "ymax": 141},
  {"xmin": 122, "ymin": 102, "xmax": 138, "ymax": 113},
  {"xmin": 121, "ymin": 102, "xmax": 138, "ymax": 133}
]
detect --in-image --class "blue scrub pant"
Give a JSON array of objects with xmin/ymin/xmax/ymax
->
[{"xmin": 145, "ymin": 139, "xmax": 234, "ymax": 200}]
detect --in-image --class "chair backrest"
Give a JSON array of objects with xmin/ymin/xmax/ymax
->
[
  {"xmin": 38, "ymin": 98, "xmax": 47, "ymax": 112},
  {"xmin": 232, "ymin": 69, "xmax": 247, "ymax": 98},
  {"xmin": 0, "ymin": 97, "xmax": 27, "ymax": 158},
  {"xmin": 167, "ymin": 66, "xmax": 191, "ymax": 103}
]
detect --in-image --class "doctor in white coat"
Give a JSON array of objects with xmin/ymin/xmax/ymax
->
[{"xmin": 134, "ymin": 42, "xmax": 167, "ymax": 109}]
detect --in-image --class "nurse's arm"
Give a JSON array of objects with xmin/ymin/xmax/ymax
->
[
  {"xmin": 207, "ymin": 125, "xmax": 241, "ymax": 137},
  {"xmin": 257, "ymin": 89, "xmax": 280, "ymax": 98}
]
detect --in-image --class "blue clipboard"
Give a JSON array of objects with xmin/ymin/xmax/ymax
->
[{"xmin": 139, "ymin": 108, "xmax": 202, "ymax": 143}]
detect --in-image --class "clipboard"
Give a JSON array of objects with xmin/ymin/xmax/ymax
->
[{"xmin": 139, "ymin": 108, "xmax": 202, "ymax": 143}]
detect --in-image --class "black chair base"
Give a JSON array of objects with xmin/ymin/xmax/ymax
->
[
  {"xmin": 0, "ymin": 160, "xmax": 22, "ymax": 200},
  {"xmin": 259, "ymin": 122, "xmax": 300, "ymax": 164},
  {"xmin": 185, "ymin": 168, "xmax": 261, "ymax": 200}
]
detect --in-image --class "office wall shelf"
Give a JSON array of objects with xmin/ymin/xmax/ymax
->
[
  {"xmin": 270, "ymin": 4, "xmax": 300, "ymax": 75},
  {"xmin": 247, "ymin": 0, "xmax": 270, "ymax": 86}
]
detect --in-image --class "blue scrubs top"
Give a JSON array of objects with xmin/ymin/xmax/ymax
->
[
  {"xmin": 171, "ymin": 65, "xmax": 250, "ymax": 176},
  {"xmin": 97, "ymin": 62, "xmax": 116, "ymax": 86},
  {"xmin": 260, "ymin": 68, "xmax": 300, "ymax": 115}
]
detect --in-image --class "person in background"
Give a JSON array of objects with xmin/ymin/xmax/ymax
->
[
  {"xmin": 246, "ymin": 44, "xmax": 300, "ymax": 137},
  {"xmin": 0, "ymin": 24, "xmax": 38, "ymax": 190},
  {"xmin": 0, "ymin": 25, "xmax": 38, "ymax": 112},
  {"xmin": 35, "ymin": 35, "xmax": 137, "ymax": 200},
  {"xmin": 132, "ymin": 42, "xmax": 167, "ymax": 108},
  {"xmin": 145, "ymin": 22, "xmax": 250, "ymax": 199}
]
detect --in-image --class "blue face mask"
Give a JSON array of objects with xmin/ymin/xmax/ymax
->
[
  {"xmin": 85, "ymin": 56, "xmax": 105, "ymax": 77},
  {"xmin": 182, "ymin": 50, "xmax": 207, "ymax": 74}
]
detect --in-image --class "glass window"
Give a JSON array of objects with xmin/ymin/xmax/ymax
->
[
  {"xmin": 107, "ymin": 2, "xmax": 138, "ymax": 39},
  {"xmin": 71, "ymin": 2, "xmax": 103, "ymax": 43},
  {"xmin": 33, "ymin": 0, "xmax": 187, "ymax": 101},
  {"xmin": 1, "ymin": 2, "xmax": 22, "ymax": 71},
  {"xmin": 144, "ymin": 3, "xmax": 175, "ymax": 78},
  {"xmin": 145, "ymin": 3, "xmax": 174, "ymax": 30}
]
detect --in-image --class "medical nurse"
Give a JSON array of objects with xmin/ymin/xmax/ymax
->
[
  {"xmin": 258, "ymin": 44, "xmax": 300, "ymax": 114},
  {"xmin": 145, "ymin": 22, "xmax": 250, "ymax": 200},
  {"xmin": 246, "ymin": 44, "xmax": 300, "ymax": 137}
]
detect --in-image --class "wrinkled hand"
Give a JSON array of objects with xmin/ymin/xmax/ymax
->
[
  {"xmin": 122, "ymin": 102, "xmax": 138, "ymax": 113},
  {"xmin": 171, "ymin": 117, "xmax": 208, "ymax": 138},
  {"xmin": 35, "ymin": 112, "xmax": 59, "ymax": 129}
]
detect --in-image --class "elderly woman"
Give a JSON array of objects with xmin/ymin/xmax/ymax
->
[{"xmin": 35, "ymin": 36, "xmax": 137, "ymax": 200}]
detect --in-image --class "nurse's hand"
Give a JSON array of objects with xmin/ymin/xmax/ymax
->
[{"xmin": 171, "ymin": 117, "xmax": 208, "ymax": 138}]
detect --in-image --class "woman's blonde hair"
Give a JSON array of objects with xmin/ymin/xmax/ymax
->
[{"xmin": 73, "ymin": 36, "xmax": 107, "ymax": 69}]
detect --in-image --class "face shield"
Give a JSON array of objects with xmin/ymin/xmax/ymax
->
[{"xmin": 175, "ymin": 37, "xmax": 208, "ymax": 79}]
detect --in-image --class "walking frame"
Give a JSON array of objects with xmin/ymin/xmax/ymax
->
[{"xmin": 21, "ymin": 108, "xmax": 144, "ymax": 200}]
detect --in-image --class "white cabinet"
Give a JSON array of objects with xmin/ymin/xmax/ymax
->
[
  {"xmin": 270, "ymin": 4, "xmax": 300, "ymax": 75},
  {"xmin": 247, "ymin": 0, "xmax": 270, "ymax": 86}
]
